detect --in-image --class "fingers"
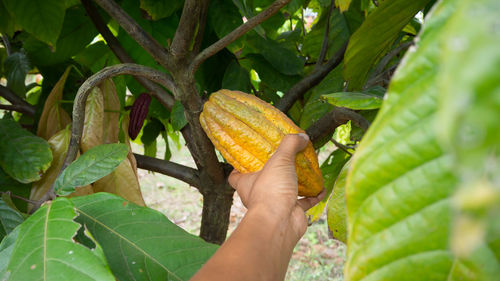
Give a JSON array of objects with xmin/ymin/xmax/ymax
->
[
  {"xmin": 228, "ymin": 169, "xmax": 243, "ymax": 189},
  {"xmin": 297, "ymin": 188, "xmax": 326, "ymax": 211},
  {"xmin": 268, "ymin": 133, "xmax": 310, "ymax": 166}
]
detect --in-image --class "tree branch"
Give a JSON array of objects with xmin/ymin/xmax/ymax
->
[
  {"xmin": 134, "ymin": 153, "xmax": 201, "ymax": 189},
  {"xmin": 170, "ymin": 0, "xmax": 210, "ymax": 59},
  {"xmin": 192, "ymin": 0, "xmax": 211, "ymax": 54},
  {"xmin": 190, "ymin": 0, "xmax": 291, "ymax": 74},
  {"xmin": 365, "ymin": 41, "xmax": 413, "ymax": 88},
  {"xmin": 315, "ymin": 0, "xmax": 335, "ymax": 69},
  {"xmin": 81, "ymin": 0, "xmax": 175, "ymax": 110},
  {"xmin": 1, "ymin": 34, "xmax": 12, "ymax": 56},
  {"xmin": 306, "ymin": 107, "xmax": 370, "ymax": 148},
  {"xmin": 93, "ymin": 0, "xmax": 171, "ymax": 69},
  {"xmin": 0, "ymin": 85, "xmax": 36, "ymax": 116},
  {"xmin": 276, "ymin": 41, "xmax": 348, "ymax": 112},
  {"xmin": 34, "ymin": 64, "xmax": 177, "ymax": 206}
]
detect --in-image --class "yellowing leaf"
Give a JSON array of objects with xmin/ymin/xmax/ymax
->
[
  {"xmin": 81, "ymin": 87, "xmax": 104, "ymax": 152},
  {"xmin": 336, "ymin": 0, "xmax": 352, "ymax": 12},
  {"xmin": 92, "ymin": 156, "xmax": 145, "ymax": 206},
  {"xmin": 66, "ymin": 185, "xmax": 94, "ymax": 198},
  {"xmin": 100, "ymin": 79, "xmax": 121, "ymax": 144},
  {"xmin": 37, "ymin": 66, "xmax": 72, "ymax": 140},
  {"xmin": 30, "ymin": 127, "xmax": 72, "ymax": 204}
]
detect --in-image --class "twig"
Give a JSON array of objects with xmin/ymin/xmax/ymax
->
[
  {"xmin": 36, "ymin": 63, "xmax": 177, "ymax": 206},
  {"xmin": 276, "ymin": 41, "xmax": 348, "ymax": 112},
  {"xmin": 1, "ymin": 191, "xmax": 38, "ymax": 204},
  {"xmin": 0, "ymin": 104, "xmax": 34, "ymax": 116},
  {"xmin": 331, "ymin": 138, "xmax": 352, "ymax": 156},
  {"xmin": 171, "ymin": 0, "xmax": 210, "ymax": 59},
  {"xmin": 306, "ymin": 107, "xmax": 370, "ymax": 148},
  {"xmin": 0, "ymin": 85, "xmax": 36, "ymax": 116},
  {"xmin": 316, "ymin": 0, "xmax": 335, "ymax": 69},
  {"xmin": 134, "ymin": 153, "xmax": 201, "ymax": 189},
  {"xmin": 365, "ymin": 41, "xmax": 413, "ymax": 88},
  {"xmin": 81, "ymin": 0, "xmax": 175, "ymax": 110},
  {"xmin": 190, "ymin": 0, "xmax": 291, "ymax": 74},
  {"xmin": 93, "ymin": 0, "xmax": 171, "ymax": 70},
  {"xmin": 1, "ymin": 34, "xmax": 12, "ymax": 56}
]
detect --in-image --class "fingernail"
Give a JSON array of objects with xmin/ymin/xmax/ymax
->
[{"xmin": 297, "ymin": 133, "xmax": 309, "ymax": 141}]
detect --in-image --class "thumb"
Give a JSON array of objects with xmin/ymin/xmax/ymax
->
[{"xmin": 268, "ymin": 133, "xmax": 310, "ymax": 166}]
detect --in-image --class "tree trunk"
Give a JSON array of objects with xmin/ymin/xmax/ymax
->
[{"xmin": 199, "ymin": 183, "xmax": 235, "ymax": 244}]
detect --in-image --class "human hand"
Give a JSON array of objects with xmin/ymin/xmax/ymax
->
[{"xmin": 228, "ymin": 133, "xmax": 326, "ymax": 241}]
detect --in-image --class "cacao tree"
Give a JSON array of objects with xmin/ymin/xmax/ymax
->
[{"xmin": 0, "ymin": 0, "xmax": 498, "ymax": 280}]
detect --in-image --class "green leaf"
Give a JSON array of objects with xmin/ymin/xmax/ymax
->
[
  {"xmin": 208, "ymin": 0, "xmax": 245, "ymax": 52},
  {"xmin": 0, "ymin": 199, "xmax": 24, "ymax": 241},
  {"xmin": 306, "ymin": 150, "xmax": 350, "ymax": 223},
  {"xmin": 336, "ymin": 0, "xmax": 352, "ymax": 12},
  {"xmin": 23, "ymin": 6, "xmax": 98, "ymax": 66},
  {"xmin": 0, "ymin": 119, "xmax": 52, "ymax": 184},
  {"xmin": 247, "ymin": 54, "xmax": 301, "ymax": 92},
  {"xmin": 161, "ymin": 132, "xmax": 172, "ymax": 161},
  {"xmin": 302, "ymin": 9, "xmax": 350, "ymax": 62},
  {"xmin": 4, "ymin": 52, "xmax": 30, "ymax": 97},
  {"xmin": 344, "ymin": 1, "xmax": 462, "ymax": 280},
  {"xmin": 327, "ymin": 159, "xmax": 350, "ymax": 243},
  {"xmin": 343, "ymin": 0, "xmax": 430, "ymax": 90},
  {"xmin": 0, "ymin": 227, "xmax": 19, "ymax": 277},
  {"xmin": 54, "ymin": 143, "xmax": 129, "ymax": 195},
  {"xmin": 170, "ymin": 101, "xmax": 188, "ymax": 131},
  {"xmin": 72, "ymin": 193, "xmax": 218, "ymax": 281},
  {"xmin": 3, "ymin": 0, "xmax": 66, "ymax": 46},
  {"xmin": 246, "ymin": 34, "xmax": 304, "ymax": 76},
  {"xmin": 0, "ymin": 1, "xmax": 15, "ymax": 36},
  {"xmin": 321, "ymin": 92, "xmax": 383, "ymax": 110},
  {"xmin": 5, "ymin": 198, "xmax": 114, "ymax": 280},
  {"xmin": 222, "ymin": 60, "xmax": 252, "ymax": 93},
  {"xmin": 434, "ymin": 0, "xmax": 500, "ymax": 278},
  {"xmin": 0, "ymin": 168, "xmax": 31, "ymax": 213},
  {"xmin": 141, "ymin": 119, "xmax": 163, "ymax": 145},
  {"xmin": 140, "ymin": 0, "xmax": 183, "ymax": 20}
]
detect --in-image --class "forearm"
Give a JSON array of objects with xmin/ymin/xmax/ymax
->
[{"xmin": 191, "ymin": 207, "xmax": 297, "ymax": 281}]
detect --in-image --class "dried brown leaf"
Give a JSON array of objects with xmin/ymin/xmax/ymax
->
[
  {"xmin": 99, "ymin": 79, "xmax": 121, "ymax": 144},
  {"xmin": 81, "ymin": 87, "xmax": 104, "ymax": 152}
]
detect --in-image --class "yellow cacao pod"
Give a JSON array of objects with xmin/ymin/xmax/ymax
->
[{"xmin": 200, "ymin": 89, "xmax": 323, "ymax": 197}]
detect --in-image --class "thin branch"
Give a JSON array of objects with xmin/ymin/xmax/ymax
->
[
  {"xmin": 0, "ymin": 104, "xmax": 34, "ymax": 116},
  {"xmin": 134, "ymin": 153, "xmax": 201, "ymax": 189},
  {"xmin": 365, "ymin": 41, "xmax": 413, "ymax": 88},
  {"xmin": 306, "ymin": 107, "xmax": 370, "ymax": 148},
  {"xmin": 1, "ymin": 191, "xmax": 38, "ymax": 204},
  {"xmin": 81, "ymin": 0, "xmax": 175, "ymax": 110},
  {"xmin": 192, "ymin": 0, "xmax": 211, "ymax": 54},
  {"xmin": 0, "ymin": 85, "xmax": 36, "ymax": 116},
  {"xmin": 93, "ymin": 0, "xmax": 171, "ymax": 69},
  {"xmin": 190, "ymin": 0, "xmax": 291, "ymax": 74},
  {"xmin": 36, "ymin": 63, "xmax": 177, "ymax": 205},
  {"xmin": 1, "ymin": 34, "xmax": 12, "ymax": 56},
  {"xmin": 331, "ymin": 138, "xmax": 352, "ymax": 156},
  {"xmin": 276, "ymin": 41, "xmax": 348, "ymax": 112},
  {"xmin": 315, "ymin": 0, "xmax": 335, "ymax": 69},
  {"xmin": 170, "ymin": 0, "xmax": 210, "ymax": 59}
]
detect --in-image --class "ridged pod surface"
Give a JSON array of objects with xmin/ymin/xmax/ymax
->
[{"xmin": 200, "ymin": 89, "xmax": 323, "ymax": 196}]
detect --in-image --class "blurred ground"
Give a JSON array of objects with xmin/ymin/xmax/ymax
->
[{"xmin": 134, "ymin": 136, "xmax": 346, "ymax": 280}]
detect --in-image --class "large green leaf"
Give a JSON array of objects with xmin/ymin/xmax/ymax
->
[
  {"xmin": 0, "ymin": 119, "xmax": 52, "ymax": 184},
  {"xmin": 0, "ymin": 168, "xmax": 31, "ymax": 213},
  {"xmin": 208, "ymin": 0, "xmax": 245, "ymax": 53},
  {"xmin": 327, "ymin": 159, "xmax": 351, "ymax": 243},
  {"xmin": 343, "ymin": 0, "xmax": 430, "ymax": 90},
  {"xmin": 72, "ymin": 193, "xmax": 218, "ymax": 281},
  {"xmin": 5, "ymin": 198, "xmax": 114, "ymax": 280},
  {"xmin": 0, "ymin": 199, "xmax": 24, "ymax": 241},
  {"xmin": 0, "ymin": 227, "xmax": 19, "ymax": 277},
  {"xmin": 344, "ymin": 0, "xmax": 461, "ymax": 280},
  {"xmin": 170, "ymin": 101, "xmax": 188, "ymax": 131},
  {"xmin": 246, "ymin": 34, "xmax": 304, "ymax": 76},
  {"xmin": 4, "ymin": 52, "xmax": 30, "ymax": 97},
  {"xmin": 54, "ymin": 143, "xmax": 129, "ymax": 195},
  {"xmin": 306, "ymin": 149, "xmax": 350, "ymax": 223},
  {"xmin": 3, "ymin": 0, "xmax": 66, "ymax": 46},
  {"xmin": 23, "ymin": 5, "xmax": 98, "ymax": 66},
  {"xmin": 140, "ymin": 0, "xmax": 183, "ymax": 20},
  {"xmin": 434, "ymin": 0, "xmax": 500, "ymax": 279},
  {"xmin": 246, "ymin": 54, "xmax": 301, "ymax": 92},
  {"xmin": 222, "ymin": 60, "xmax": 252, "ymax": 93}
]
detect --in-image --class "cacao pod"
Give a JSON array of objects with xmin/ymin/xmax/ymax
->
[
  {"xmin": 128, "ymin": 93, "xmax": 152, "ymax": 140},
  {"xmin": 200, "ymin": 89, "xmax": 323, "ymax": 197}
]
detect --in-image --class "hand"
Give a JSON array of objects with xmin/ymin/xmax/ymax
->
[{"xmin": 228, "ymin": 133, "xmax": 326, "ymax": 241}]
